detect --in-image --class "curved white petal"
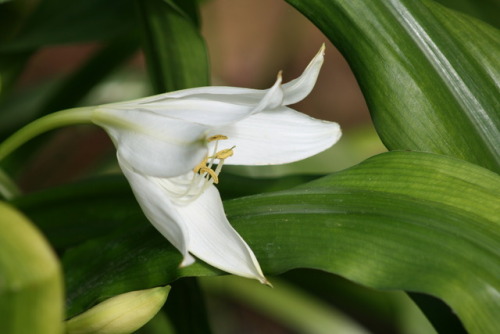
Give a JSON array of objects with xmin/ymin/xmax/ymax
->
[
  {"xmin": 119, "ymin": 86, "xmax": 261, "ymax": 104},
  {"xmin": 117, "ymin": 45, "xmax": 323, "ymax": 110},
  {"xmin": 116, "ymin": 74, "xmax": 284, "ymax": 128},
  {"xmin": 118, "ymin": 159, "xmax": 195, "ymax": 266},
  {"xmin": 94, "ymin": 108, "xmax": 208, "ymax": 177},
  {"xmin": 281, "ymin": 44, "xmax": 325, "ymax": 105},
  {"xmin": 208, "ymin": 106, "xmax": 341, "ymax": 166},
  {"xmin": 175, "ymin": 185, "xmax": 267, "ymax": 284}
]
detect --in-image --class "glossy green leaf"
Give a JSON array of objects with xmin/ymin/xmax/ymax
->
[
  {"xmin": 0, "ymin": 201, "xmax": 63, "ymax": 334},
  {"xmin": 136, "ymin": 0, "xmax": 209, "ymax": 93},
  {"xmin": 13, "ymin": 151, "xmax": 500, "ymax": 333},
  {"xmin": 286, "ymin": 0, "xmax": 500, "ymax": 173}
]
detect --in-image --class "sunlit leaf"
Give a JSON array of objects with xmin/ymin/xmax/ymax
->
[{"xmin": 286, "ymin": 0, "xmax": 500, "ymax": 173}]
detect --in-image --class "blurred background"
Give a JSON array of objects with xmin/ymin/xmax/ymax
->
[
  {"xmin": 18, "ymin": 0, "xmax": 371, "ymax": 125},
  {"xmin": 3, "ymin": 1, "xmax": 442, "ymax": 333}
]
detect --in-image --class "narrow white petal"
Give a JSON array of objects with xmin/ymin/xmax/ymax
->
[
  {"xmin": 117, "ymin": 86, "xmax": 259, "ymax": 104},
  {"xmin": 117, "ymin": 99, "xmax": 260, "ymax": 127},
  {"xmin": 176, "ymin": 185, "xmax": 267, "ymax": 283},
  {"xmin": 282, "ymin": 44, "xmax": 325, "ymax": 105},
  {"xmin": 209, "ymin": 107, "xmax": 341, "ymax": 166},
  {"xmin": 119, "ymin": 75, "xmax": 284, "ymax": 128},
  {"xmin": 94, "ymin": 107, "xmax": 208, "ymax": 177},
  {"xmin": 118, "ymin": 159, "xmax": 195, "ymax": 266}
]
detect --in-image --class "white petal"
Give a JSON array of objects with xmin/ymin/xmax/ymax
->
[
  {"xmin": 94, "ymin": 107, "xmax": 208, "ymax": 177},
  {"xmin": 119, "ymin": 45, "xmax": 324, "ymax": 109},
  {"xmin": 106, "ymin": 75, "xmax": 284, "ymax": 129},
  {"xmin": 176, "ymin": 185, "xmax": 267, "ymax": 283},
  {"xmin": 118, "ymin": 159, "xmax": 195, "ymax": 266},
  {"xmin": 282, "ymin": 44, "xmax": 325, "ymax": 105},
  {"xmin": 209, "ymin": 107, "xmax": 341, "ymax": 166}
]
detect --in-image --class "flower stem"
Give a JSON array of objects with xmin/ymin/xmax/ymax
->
[{"xmin": 0, "ymin": 107, "xmax": 94, "ymax": 162}]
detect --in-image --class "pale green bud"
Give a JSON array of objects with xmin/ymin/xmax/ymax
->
[
  {"xmin": 66, "ymin": 286, "xmax": 170, "ymax": 334},
  {"xmin": 0, "ymin": 201, "xmax": 63, "ymax": 334}
]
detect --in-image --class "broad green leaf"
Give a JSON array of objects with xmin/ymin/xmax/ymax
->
[
  {"xmin": 10, "ymin": 176, "xmax": 142, "ymax": 251},
  {"xmin": 286, "ymin": 0, "xmax": 500, "ymax": 173},
  {"xmin": 12, "ymin": 151, "xmax": 500, "ymax": 333},
  {"xmin": 136, "ymin": 0, "xmax": 209, "ymax": 93},
  {"xmin": 0, "ymin": 201, "xmax": 63, "ymax": 334}
]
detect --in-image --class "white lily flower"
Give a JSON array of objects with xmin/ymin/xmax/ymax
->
[{"xmin": 91, "ymin": 45, "xmax": 341, "ymax": 284}]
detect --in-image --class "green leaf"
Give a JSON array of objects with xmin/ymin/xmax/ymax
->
[
  {"xmin": 285, "ymin": 0, "xmax": 500, "ymax": 173},
  {"xmin": 434, "ymin": 0, "xmax": 500, "ymax": 28},
  {"xmin": 10, "ymin": 176, "xmax": 142, "ymax": 251},
  {"xmin": 136, "ymin": 0, "xmax": 210, "ymax": 92},
  {"xmin": 0, "ymin": 201, "xmax": 63, "ymax": 334},
  {"xmin": 0, "ymin": 0, "xmax": 136, "ymax": 52},
  {"xmin": 13, "ymin": 151, "xmax": 499, "ymax": 333}
]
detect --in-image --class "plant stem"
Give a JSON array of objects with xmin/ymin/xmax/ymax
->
[
  {"xmin": 0, "ymin": 107, "xmax": 94, "ymax": 199},
  {"xmin": 0, "ymin": 107, "xmax": 94, "ymax": 162}
]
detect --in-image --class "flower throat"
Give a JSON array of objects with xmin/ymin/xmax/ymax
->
[{"xmin": 166, "ymin": 135, "xmax": 234, "ymax": 205}]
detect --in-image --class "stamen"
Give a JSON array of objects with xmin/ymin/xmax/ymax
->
[
  {"xmin": 174, "ymin": 134, "xmax": 233, "ymax": 205},
  {"xmin": 208, "ymin": 135, "xmax": 228, "ymax": 142},
  {"xmin": 213, "ymin": 146, "xmax": 235, "ymax": 160},
  {"xmin": 193, "ymin": 157, "xmax": 208, "ymax": 174},
  {"xmin": 197, "ymin": 166, "xmax": 219, "ymax": 184}
]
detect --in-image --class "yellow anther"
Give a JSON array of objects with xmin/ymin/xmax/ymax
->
[
  {"xmin": 191, "ymin": 135, "xmax": 233, "ymax": 188},
  {"xmin": 213, "ymin": 147, "xmax": 235, "ymax": 160},
  {"xmin": 208, "ymin": 135, "xmax": 228, "ymax": 142},
  {"xmin": 193, "ymin": 157, "xmax": 208, "ymax": 173},
  {"xmin": 197, "ymin": 166, "xmax": 219, "ymax": 184}
]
